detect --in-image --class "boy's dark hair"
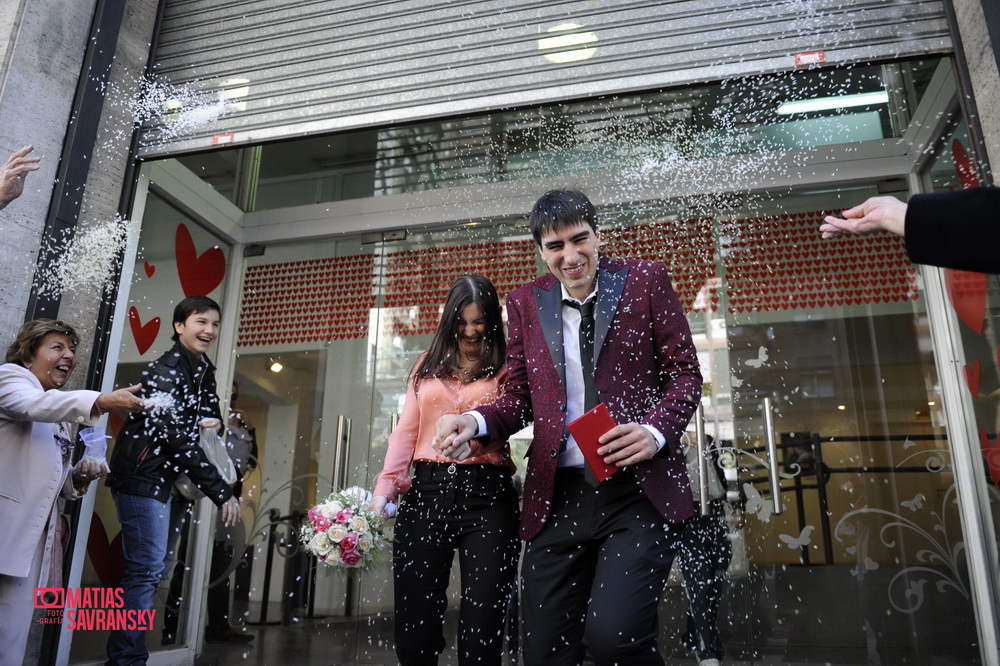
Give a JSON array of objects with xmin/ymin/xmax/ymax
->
[
  {"xmin": 529, "ymin": 189, "xmax": 597, "ymax": 246},
  {"xmin": 171, "ymin": 295, "xmax": 221, "ymax": 341}
]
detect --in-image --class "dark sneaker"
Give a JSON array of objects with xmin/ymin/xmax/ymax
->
[{"xmin": 204, "ymin": 629, "xmax": 255, "ymax": 644}]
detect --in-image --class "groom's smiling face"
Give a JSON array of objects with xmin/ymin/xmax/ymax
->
[{"xmin": 538, "ymin": 221, "xmax": 601, "ymax": 301}]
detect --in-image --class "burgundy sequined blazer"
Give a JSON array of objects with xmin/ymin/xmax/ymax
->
[{"xmin": 479, "ymin": 255, "xmax": 703, "ymax": 540}]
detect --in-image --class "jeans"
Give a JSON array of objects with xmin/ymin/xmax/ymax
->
[{"xmin": 106, "ymin": 491, "xmax": 172, "ymax": 666}]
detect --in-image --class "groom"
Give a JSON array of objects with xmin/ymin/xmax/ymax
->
[{"xmin": 434, "ymin": 189, "xmax": 702, "ymax": 665}]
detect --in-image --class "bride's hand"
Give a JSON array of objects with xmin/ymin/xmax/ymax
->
[{"xmin": 368, "ymin": 495, "xmax": 388, "ymax": 518}]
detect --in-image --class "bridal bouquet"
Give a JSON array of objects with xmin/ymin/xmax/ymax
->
[{"xmin": 300, "ymin": 486, "xmax": 389, "ymax": 573}]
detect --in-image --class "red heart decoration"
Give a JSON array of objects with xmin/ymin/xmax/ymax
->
[
  {"xmin": 175, "ymin": 223, "xmax": 226, "ymax": 297},
  {"xmin": 980, "ymin": 429, "xmax": 1000, "ymax": 486},
  {"xmin": 952, "ymin": 140, "xmax": 980, "ymax": 189},
  {"xmin": 964, "ymin": 360, "xmax": 981, "ymax": 399},
  {"xmin": 128, "ymin": 307, "xmax": 160, "ymax": 355},
  {"xmin": 945, "ymin": 269, "xmax": 987, "ymax": 334},
  {"xmin": 143, "ymin": 261, "xmax": 156, "ymax": 278},
  {"xmin": 109, "ymin": 412, "xmax": 125, "ymax": 437},
  {"xmin": 87, "ymin": 513, "xmax": 125, "ymax": 588}
]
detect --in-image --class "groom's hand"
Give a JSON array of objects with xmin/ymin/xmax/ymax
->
[
  {"xmin": 597, "ymin": 423, "xmax": 657, "ymax": 466},
  {"xmin": 433, "ymin": 414, "xmax": 479, "ymax": 459}
]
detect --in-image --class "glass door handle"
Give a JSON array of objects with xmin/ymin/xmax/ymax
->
[
  {"xmin": 333, "ymin": 414, "xmax": 352, "ymax": 490},
  {"xmin": 390, "ymin": 412, "xmax": 399, "ymax": 433},
  {"xmin": 694, "ymin": 404, "xmax": 710, "ymax": 517},
  {"xmin": 762, "ymin": 397, "xmax": 784, "ymax": 515}
]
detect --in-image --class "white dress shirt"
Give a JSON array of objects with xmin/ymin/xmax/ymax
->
[
  {"xmin": 557, "ymin": 283, "xmax": 595, "ymax": 468},
  {"xmin": 468, "ymin": 279, "xmax": 665, "ymax": 463}
]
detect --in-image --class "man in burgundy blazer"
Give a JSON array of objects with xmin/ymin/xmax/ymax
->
[{"xmin": 435, "ymin": 190, "xmax": 702, "ymax": 665}]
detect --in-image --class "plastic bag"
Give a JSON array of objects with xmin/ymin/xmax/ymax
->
[
  {"xmin": 79, "ymin": 426, "xmax": 111, "ymax": 474},
  {"xmin": 175, "ymin": 428, "xmax": 238, "ymax": 500}
]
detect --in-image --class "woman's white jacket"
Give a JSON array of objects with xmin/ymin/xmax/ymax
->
[{"xmin": 0, "ymin": 363, "xmax": 98, "ymax": 579}]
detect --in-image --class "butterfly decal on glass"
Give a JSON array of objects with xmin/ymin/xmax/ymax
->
[
  {"xmin": 742, "ymin": 482, "xmax": 773, "ymax": 523},
  {"xmin": 900, "ymin": 493, "xmax": 925, "ymax": 512},
  {"xmin": 778, "ymin": 525, "xmax": 814, "ymax": 549},
  {"xmin": 744, "ymin": 346, "xmax": 769, "ymax": 368}
]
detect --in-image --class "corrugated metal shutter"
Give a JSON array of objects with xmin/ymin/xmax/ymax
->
[{"xmin": 139, "ymin": 0, "xmax": 952, "ymax": 158}]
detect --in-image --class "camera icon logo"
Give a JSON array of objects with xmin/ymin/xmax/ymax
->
[{"xmin": 34, "ymin": 588, "xmax": 64, "ymax": 609}]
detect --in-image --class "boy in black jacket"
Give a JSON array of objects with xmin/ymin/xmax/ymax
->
[{"xmin": 106, "ymin": 296, "xmax": 240, "ymax": 665}]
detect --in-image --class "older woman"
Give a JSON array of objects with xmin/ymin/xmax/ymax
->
[{"xmin": 0, "ymin": 319, "xmax": 143, "ymax": 666}]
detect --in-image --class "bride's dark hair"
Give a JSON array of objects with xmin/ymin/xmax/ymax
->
[{"xmin": 412, "ymin": 275, "xmax": 506, "ymax": 389}]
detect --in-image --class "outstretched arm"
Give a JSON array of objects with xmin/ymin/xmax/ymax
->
[
  {"xmin": 0, "ymin": 146, "xmax": 41, "ymax": 211},
  {"xmin": 820, "ymin": 196, "xmax": 906, "ymax": 239}
]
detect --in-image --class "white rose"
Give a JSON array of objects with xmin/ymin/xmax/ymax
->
[
  {"xmin": 320, "ymin": 504, "xmax": 338, "ymax": 520},
  {"xmin": 328, "ymin": 524, "xmax": 348, "ymax": 542},
  {"xmin": 308, "ymin": 532, "xmax": 331, "ymax": 556},
  {"xmin": 348, "ymin": 515, "xmax": 369, "ymax": 535},
  {"xmin": 341, "ymin": 486, "xmax": 372, "ymax": 506},
  {"xmin": 358, "ymin": 533, "xmax": 373, "ymax": 551}
]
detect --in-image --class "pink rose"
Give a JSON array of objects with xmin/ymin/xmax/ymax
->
[
  {"xmin": 342, "ymin": 550, "xmax": 362, "ymax": 566},
  {"xmin": 313, "ymin": 515, "xmax": 331, "ymax": 531},
  {"xmin": 335, "ymin": 508, "xmax": 355, "ymax": 522},
  {"xmin": 340, "ymin": 532, "xmax": 359, "ymax": 552}
]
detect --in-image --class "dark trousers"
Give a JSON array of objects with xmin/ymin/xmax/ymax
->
[
  {"xmin": 393, "ymin": 462, "xmax": 521, "ymax": 666},
  {"xmin": 163, "ymin": 502, "xmax": 235, "ymax": 638},
  {"xmin": 678, "ymin": 502, "xmax": 731, "ymax": 661},
  {"xmin": 520, "ymin": 468, "xmax": 683, "ymax": 666}
]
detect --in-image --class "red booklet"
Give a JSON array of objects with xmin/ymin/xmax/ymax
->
[{"xmin": 567, "ymin": 403, "xmax": 619, "ymax": 483}]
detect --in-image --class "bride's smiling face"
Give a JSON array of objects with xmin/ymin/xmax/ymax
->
[{"xmin": 456, "ymin": 303, "xmax": 486, "ymax": 359}]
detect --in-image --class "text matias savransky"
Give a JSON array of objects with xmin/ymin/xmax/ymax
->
[{"xmin": 34, "ymin": 587, "xmax": 156, "ymax": 630}]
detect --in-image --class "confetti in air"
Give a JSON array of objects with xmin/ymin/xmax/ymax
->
[
  {"xmin": 35, "ymin": 215, "xmax": 137, "ymax": 299},
  {"xmin": 114, "ymin": 75, "xmax": 234, "ymax": 145},
  {"xmin": 143, "ymin": 391, "xmax": 177, "ymax": 417}
]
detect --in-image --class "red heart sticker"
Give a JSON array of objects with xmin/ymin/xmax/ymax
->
[
  {"xmin": 945, "ymin": 269, "xmax": 987, "ymax": 334},
  {"xmin": 964, "ymin": 360, "xmax": 981, "ymax": 399},
  {"xmin": 952, "ymin": 140, "xmax": 980, "ymax": 189},
  {"xmin": 143, "ymin": 261, "xmax": 155, "ymax": 278},
  {"xmin": 981, "ymin": 428, "xmax": 1000, "ymax": 486},
  {"xmin": 175, "ymin": 223, "xmax": 226, "ymax": 297},
  {"xmin": 87, "ymin": 513, "xmax": 125, "ymax": 588},
  {"xmin": 128, "ymin": 307, "xmax": 160, "ymax": 355}
]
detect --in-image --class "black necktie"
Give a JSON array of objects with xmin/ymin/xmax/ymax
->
[
  {"xmin": 565, "ymin": 299, "xmax": 598, "ymax": 412},
  {"xmin": 564, "ymin": 299, "xmax": 601, "ymax": 487}
]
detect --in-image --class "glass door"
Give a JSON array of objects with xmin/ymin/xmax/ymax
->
[
  {"xmin": 644, "ymin": 186, "xmax": 981, "ymax": 664},
  {"xmin": 229, "ymin": 217, "xmax": 536, "ymax": 664},
  {"xmin": 67, "ymin": 190, "xmax": 236, "ymax": 662},
  {"xmin": 230, "ymin": 233, "xmax": 385, "ymax": 663},
  {"xmin": 357, "ymin": 219, "xmax": 537, "ymax": 663}
]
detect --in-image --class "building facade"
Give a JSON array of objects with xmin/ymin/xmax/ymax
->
[{"xmin": 2, "ymin": 1, "xmax": 1000, "ymax": 664}]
